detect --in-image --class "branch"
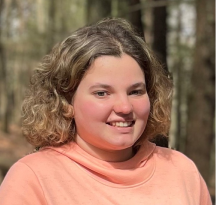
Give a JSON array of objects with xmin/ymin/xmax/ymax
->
[{"xmin": 129, "ymin": 0, "xmax": 195, "ymax": 12}]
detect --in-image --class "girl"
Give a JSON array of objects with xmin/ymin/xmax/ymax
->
[{"xmin": 0, "ymin": 18, "xmax": 212, "ymax": 205}]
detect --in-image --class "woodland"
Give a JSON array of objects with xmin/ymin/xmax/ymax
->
[{"xmin": 0, "ymin": 0, "xmax": 215, "ymax": 201}]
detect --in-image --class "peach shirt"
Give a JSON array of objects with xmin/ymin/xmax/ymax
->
[{"xmin": 0, "ymin": 141, "xmax": 212, "ymax": 205}]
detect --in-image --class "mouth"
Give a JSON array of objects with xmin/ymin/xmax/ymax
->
[{"xmin": 106, "ymin": 121, "xmax": 135, "ymax": 128}]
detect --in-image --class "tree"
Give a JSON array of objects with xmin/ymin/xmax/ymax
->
[
  {"xmin": 150, "ymin": 0, "xmax": 169, "ymax": 147},
  {"xmin": 86, "ymin": 0, "xmax": 111, "ymax": 24},
  {"xmin": 128, "ymin": 0, "xmax": 145, "ymax": 40},
  {"xmin": 185, "ymin": 0, "xmax": 215, "ymax": 185},
  {"xmin": 47, "ymin": 0, "xmax": 57, "ymax": 52},
  {"xmin": 0, "ymin": 0, "xmax": 11, "ymax": 133},
  {"xmin": 152, "ymin": 0, "xmax": 168, "ymax": 70}
]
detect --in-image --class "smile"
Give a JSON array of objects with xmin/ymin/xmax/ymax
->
[{"xmin": 107, "ymin": 121, "xmax": 134, "ymax": 127}]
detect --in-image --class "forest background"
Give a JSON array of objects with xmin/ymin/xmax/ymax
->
[{"xmin": 0, "ymin": 0, "xmax": 215, "ymax": 202}]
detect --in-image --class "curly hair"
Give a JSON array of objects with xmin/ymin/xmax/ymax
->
[{"xmin": 21, "ymin": 18, "xmax": 173, "ymax": 148}]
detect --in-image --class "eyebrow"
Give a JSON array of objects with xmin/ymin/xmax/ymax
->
[
  {"xmin": 130, "ymin": 82, "xmax": 146, "ymax": 89},
  {"xmin": 89, "ymin": 83, "xmax": 112, "ymax": 90},
  {"xmin": 89, "ymin": 82, "xmax": 146, "ymax": 90}
]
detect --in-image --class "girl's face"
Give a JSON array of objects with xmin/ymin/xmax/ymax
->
[{"xmin": 73, "ymin": 54, "xmax": 150, "ymax": 162}]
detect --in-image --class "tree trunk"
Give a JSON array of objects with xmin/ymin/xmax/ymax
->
[
  {"xmin": 37, "ymin": 0, "xmax": 45, "ymax": 33},
  {"xmin": 150, "ymin": 0, "xmax": 168, "ymax": 147},
  {"xmin": 47, "ymin": 0, "xmax": 56, "ymax": 52},
  {"xmin": 209, "ymin": 0, "xmax": 216, "ymax": 198},
  {"xmin": 170, "ymin": 7, "xmax": 184, "ymax": 151},
  {"xmin": 128, "ymin": 0, "xmax": 145, "ymax": 40},
  {"xmin": 86, "ymin": 0, "xmax": 111, "ymax": 24},
  {"xmin": 175, "ymin": 7, "xmax": 188, "ymax": 153},
  {"xmin": 185, "ymin": 0, "xmax": 215, "ymax": 185},
  {"xmin": 152, "ymin": 0, "xmax": 167, "ymax": 70},
  {"xmin": 0, "ymin": 0, "xmax": 10, "ymax": 133}
]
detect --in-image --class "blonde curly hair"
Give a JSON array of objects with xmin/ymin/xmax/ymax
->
[{"xmin": 21, "ymin": 18, "xmax": 173, "ymax": 148}]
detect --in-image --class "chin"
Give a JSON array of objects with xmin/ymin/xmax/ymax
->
[{"xmin": 107, "ymin": 140, "xmax": 135, "ymax": 150}]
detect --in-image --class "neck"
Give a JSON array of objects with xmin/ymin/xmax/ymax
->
[{"xmin": 75, "ymin": 136, "xmax": 134, "ymax": 162}]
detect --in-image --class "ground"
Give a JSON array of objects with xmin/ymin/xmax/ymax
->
[{"xmin": 0, "ymin": 124, "xmax": 33, "ymax": 183}]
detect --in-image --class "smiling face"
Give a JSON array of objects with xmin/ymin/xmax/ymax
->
[{"xmin": 73, "ymin": 54, "xmax": 150, "ymax": 162}]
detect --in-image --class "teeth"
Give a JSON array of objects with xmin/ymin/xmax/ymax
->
[{"xmin": 109, "ymin": 122, "xmax": 133, "ymax": 127}]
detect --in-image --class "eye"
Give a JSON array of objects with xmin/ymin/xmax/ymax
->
[
  {"xmin": 94, "ymin": 91, "xmax": 109, "ymax": 97},
  {"xmin": 129, "ymin": 90, "xmax": 145, "ymax": 95}
]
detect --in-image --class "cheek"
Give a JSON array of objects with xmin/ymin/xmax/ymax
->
[
  {"xmin": 135, "ymin": 97, "xmax": 151, "ymax": 118},
  {"xmin": 74, "ymin": 98, "xmax": 111, "ymax": 121},
  {"xmin": 74, "ymin": 100, "xmax": 96, "ymax": 120}
]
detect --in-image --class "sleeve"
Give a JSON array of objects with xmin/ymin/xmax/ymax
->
[
  {"xmin": 0, "ymin": 161, "xmax": 47, "ymax": 205},
  {"xmin": 199, "ymin": 173, "xmax": 213, "ymax": 205}
]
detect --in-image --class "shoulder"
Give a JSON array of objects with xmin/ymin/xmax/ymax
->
[
  {"xmin": 0, "ymin": 148, "xmax": 65, "ymax": 196},
  {"xmin": 151, "ymin": 145, "xmax": 212, "ymax": 204},
  {"xmin": 14, "ymin": 147, "xmax": 69, "ymax": 174},
  {"xmin": 153, "ymin": 146, "xmax": 199, "ymax": 173},
  {"xmin": 19, "ymin": 147, "xmax": 61, "ymax": 164},
  {"xmin": 2, "ymin": 148, "xmax": 61, "ymax": 180},
  {"xmin": 0, "ymin": 157, "xmax": 48, "ymax": 204}
]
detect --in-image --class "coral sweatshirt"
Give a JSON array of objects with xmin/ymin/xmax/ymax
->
[{"xmin": 0, "ymin": 141, "xmax": 212, "ymax": 205}]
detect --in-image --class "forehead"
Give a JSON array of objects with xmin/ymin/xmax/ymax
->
[{"xmin": 82, "ymin": 54, "xmax": 145, "ymax": 84}]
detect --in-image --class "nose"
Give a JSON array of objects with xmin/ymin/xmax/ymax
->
[{"xmin": 113, "ymin": 95, "xmax": 133, "ymax": 114}]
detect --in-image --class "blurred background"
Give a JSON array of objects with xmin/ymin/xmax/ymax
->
[{"xmin": 0, "ymin": 0, "xmax": 215, "ymax": 202}]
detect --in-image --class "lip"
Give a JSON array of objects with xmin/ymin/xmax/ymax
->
[
  {"xmin": 107, "ymin": 124, "xmax": 134, "ymax": 133},
  {"xmin": 106, "ymin": 120, "xmax": 135, "ymax": 126},
  {"xmin": 106, "ymin": 119, "xmax": 135, "ymax": 124},
  {"xmin": 106, "ymin": 121, "xmax": 135, "ymax": 133}
]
